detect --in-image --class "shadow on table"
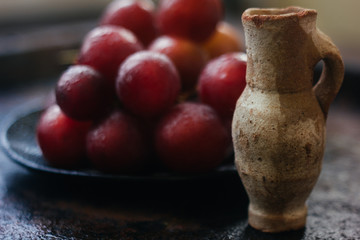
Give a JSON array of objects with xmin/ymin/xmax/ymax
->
[
  {"xmin": 241, "ymin": 225, "xmax": 306, "ymax": 240},
  {"xmin": 2, "ymin": 169, "xmax": 248, "ymax": 237},
  {"xmin": 2, "ymin": 165, "xmax": 308, "ymax": 239}
]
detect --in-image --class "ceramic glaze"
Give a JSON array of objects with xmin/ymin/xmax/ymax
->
[{"xmin": 232, "ymin": 7, "xmax": 344, "ymax": 233}]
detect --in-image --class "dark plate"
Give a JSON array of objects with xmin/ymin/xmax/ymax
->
[{"xmin": 0, "ymin": 100, "xmax": 237, "ymax": 181}]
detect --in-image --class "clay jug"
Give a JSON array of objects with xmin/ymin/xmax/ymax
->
[{"xmin": 232, "ymin": 7, "xmax": 344, "ymax": 233}]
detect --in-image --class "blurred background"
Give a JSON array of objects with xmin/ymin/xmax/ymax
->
[{"xmin": 0, "ymin": 0, "xmax": 359, "ymax": 106}]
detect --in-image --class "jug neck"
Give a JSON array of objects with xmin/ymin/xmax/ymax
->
[{"xmin": 242, "ymin": 7, "xmax": 319, "ymax": 93}]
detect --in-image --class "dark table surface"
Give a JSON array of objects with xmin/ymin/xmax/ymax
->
[{"xmin": 0, "ymin": 84, "xmax": 359, "ymax": 240}]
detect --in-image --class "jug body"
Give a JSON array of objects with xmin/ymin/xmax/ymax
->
[{"xmin": 233, "ymin": 87, "xmax": 325, "ymax": 232}]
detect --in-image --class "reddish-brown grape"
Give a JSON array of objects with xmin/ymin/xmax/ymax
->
[
  {"xmin": 156, "ymin": 0, "xmax": 222, "ymax": 42},
  {"xmin": 56, "ymin": 65, "xmax": 113, "ymax": 121},
  {"xmin": 100, "ymin": 0, "xmax": 157, "ymax": 46},
  {"xmin": 116, "ymin": 51, "xmax": 181, "ymax": 118},
  {"xmin": 155, "ymin": 102, "xmax": 230, "ymax": 173},
  {"xmin": 36, "ymin": 105, "xmax": 92, "ymax": 168},
  {"xmin": 86, "ymin": 110, "xmax": 147, "ymax": 173},
  {"xmin": 203, "ymin": 21, "xmax": 244, "ymax": 59},
  {"xmin": 77, "ymin": 26, "xmax": 143, "ymax": 90},
  {"xmin": 148, "ymin": 35, "xmax": 208, "ymax": 90},
  {"xmin": 198, "ymin": 52, "xmax": 247, "ymax": 120}
]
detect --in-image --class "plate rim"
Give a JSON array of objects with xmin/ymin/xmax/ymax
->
[{"xmin": 0, "ymin": 100, "xmax": 237, "ymax": 181}]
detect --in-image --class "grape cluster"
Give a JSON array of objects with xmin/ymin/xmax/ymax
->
[{"xmin": 37, "ymin": 0, "xmax": 247, "ymax": 174}]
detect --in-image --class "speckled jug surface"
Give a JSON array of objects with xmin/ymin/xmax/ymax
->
[{"xmin": 232, "ymin": 7, "xmax": 344, "ymax": 233}]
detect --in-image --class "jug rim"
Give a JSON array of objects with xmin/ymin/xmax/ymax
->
[{"xmin": 242, "ymin": 6, "xmax": 317, "ymax": 26}]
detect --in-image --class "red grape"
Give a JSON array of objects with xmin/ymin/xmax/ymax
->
[
  {"xmin": 155, "ymin": 102, "xmax": 230, "ymax": 173},
  {"xmin": 100, "ymin": 0, "xmax": 157, "ymax": 46},
  {"xmin": 56, "ymin": 65, "xmax": 113, "ymax": 121},
  {"xmin": 77, "ymin": 26, "xmax": 143, "ymax": 90},
  {"xmin": 148, "ymin": 35, "xmax": 208, "ymax": 90},
  {"xmin": 198, "ymin": 52, "xmax": 247, "ymax": 120},
  {"xmin": 116, "ymin": 51, "xmax": 181, "ymax": 118},
  {"xmin": 86, "ymin": 110, "xmax": 147, "ymax": 173},
  {"xmin": 156, "ymin": 0, "xmax": 222, "ymax": 42},
  {"xmin": 36, "ymin": 105, "xmax": 92, "ymax": 168}
]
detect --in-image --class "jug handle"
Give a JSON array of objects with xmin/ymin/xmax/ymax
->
[{"xmin": 313, "ymin": 30, "xmax": 344, "ymax": 119}]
